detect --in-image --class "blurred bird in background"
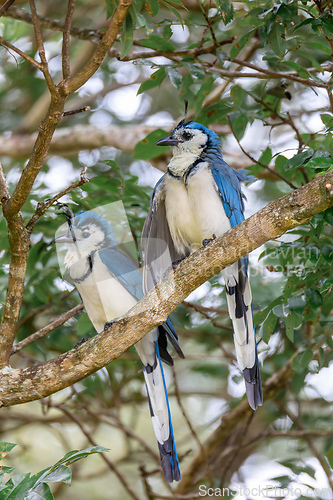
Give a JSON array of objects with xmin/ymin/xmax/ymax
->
[{"xmin": 54, "ymin": 206, "xmax": 183, "ymax": 482}]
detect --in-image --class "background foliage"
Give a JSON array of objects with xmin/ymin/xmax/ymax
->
[{"xmin": 0, "ymin": 0, "xmax": 333, "ymax": 498}]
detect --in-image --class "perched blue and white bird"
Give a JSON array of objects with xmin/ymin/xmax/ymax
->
[
  {"xmin": 54, "ymin": 209, "xmax": 182, "ymax": 482},
  {"xmin": 142, "ymin": 117, "xmax": 263, "ymax": 410}
]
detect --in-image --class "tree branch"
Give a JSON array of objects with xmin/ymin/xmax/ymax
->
[
  {"xmin": 0, "ymin": 124, "xmax": 230, "ymax": 158},
  {"xmin": 26, "ymin": 165, "xmax": 89, "ymax": 230},
  {"xmin": 29, "ymin": 0, "xmax": 55, "ymax": 93},
  {"xmin": 60, "ymin": 0, "xmax": 133, "ymax": 95},
  {"xmin": 0, "ymin": 35, "xmax": 43, "ymax": 69},
  {"xmin": 5, "ymin": 6, "xmax": 104, "ymax": 43},
  {"xmin": 11, "ymin": 303, "xmax": 84, "ymax": 356},
  {"xmin": 227, "ymin": 116, "xmax": 298, "ymax": 190},
  {"xmin": 0, "ymin": 170, "xmax": 332, "ymax": 406},
  {"xmin": 62, "ymin": 0, "xmax": 76, "ymax": 79}
]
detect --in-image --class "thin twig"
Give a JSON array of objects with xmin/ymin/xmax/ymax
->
[
  {"xmin": 227, "ymin": 116, "xmax": 298, "ymax": 190},
  {"xmin": 0, "ymin": 0, "xmax": 16, "ymax": 17},
  {"xmin": 172, "ymin": 367, "xmax": 215, "ymax": 486},
  {"xmin": 87, "ymin": 410, "xmax": 160, "ymax": 464},
  {"xmin": 29, "ymin": 0, "xmax": 55, "ymax": 92},
  {"xmin": 26, "ymin": 165, "xmax": 89, "ymax": 230},
  {"xmin": 139, "ymin": 463, "xmax": 156, "ymax": 500},
  {"xmin": 62, "ymin": 0, "xmax": 76, "ymax": 79},
  {"xmin": 18, "ymin": 290, "xmax": 74, "ymax": 328},
  {"xmin": 183, "ymin": 301, "xmax": 229, "ymax": 317},
  {"xmin": 11, "ymin": 303, "xmax": 84, "ymax": 355},
  {"xmin": 230, "ymin": 57, "xmax": 327, "ymax": 89},
  {"xmin": 63, "ymin": 105, "xmax": 90, "ymax": 116},
  {"xmin": 183, "ymin": 301, "xmax": 233, "ymax": 332},
  {"xmin": 0, "ymin": 161, "xmax": 10, "ymax": 202},
  {"xmin": 5, "ymin": 6, "xmax": 102, "ymax": 43},
  {"xmin": 0, "ymin": 35, "xmax": 43, "ymax": 70}
]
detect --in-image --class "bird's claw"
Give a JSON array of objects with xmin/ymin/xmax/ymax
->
[
  {"xmin": 74, "ymin": 337, "xmax": 89, "ymax": 348},
  {"xmin": 172, "ymin": 258, "xmax": 185, "ymax": 269},
  {"xmin": 104, "ymin": 319, "xmax": 118, "ymax": 331},
  {"xmin": 202, "ymin": 234, "xmax": 216, "ymax": 247}
]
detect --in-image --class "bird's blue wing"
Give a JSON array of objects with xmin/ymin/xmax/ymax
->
[
  {"xmin": 99, "ymin": 247, "xmax": 144, "ymax": 300},
  {"xmin": 99, "ymin": 247, "xmax": 184, "ymax": 361},
  {"xmin": 210, "ymin": 160, "xmax": 249, "ymax": 273},
  {"xmin": 210, "ymin": 159, "xmax": 246, "ymax": 228}
]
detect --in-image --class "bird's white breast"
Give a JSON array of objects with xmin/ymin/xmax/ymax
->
[
  {"xmin": 164, "ymin": 175, "xmax": 202, "ymax": 254},
  {"xmin": 164, "ymin": 164, "xmax": 231, "ymax": 254},
  {"xmin": 73, "ymin": 253, "xmax": 137, "ymax": 332}
]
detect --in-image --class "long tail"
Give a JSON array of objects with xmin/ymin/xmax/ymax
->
[
  {"xmin": 136, "ymin": 337, "xmax": 181, "ymax": 482},
  {"xmin": 223, "ymin": 261, "xmax": 263, "ymax": 410}
]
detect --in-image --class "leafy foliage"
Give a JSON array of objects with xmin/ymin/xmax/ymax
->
[
  {"xmin": 0, "ymin": 443, "xmax": 107, "ymax": 500},
  {"xmin": 0, "ymin": 0, "xmax": 333, "ymax": 498}
]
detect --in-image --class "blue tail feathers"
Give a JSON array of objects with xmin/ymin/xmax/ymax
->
[{"xmin": 145, "ymin": 341, "xmax": 181, "ymax": 482}]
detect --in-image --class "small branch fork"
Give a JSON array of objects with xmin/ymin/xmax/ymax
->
[
  {"xmin": 0, "ymin": 0, "xmax": 133, "ymax": 368},
  {"xmin": 11, "ymin": 303, "xmax": 84, "ymax": 356},
  {"xmin": 29, "ymin": 0, "xmax": 55, "ymax": 93},
  {"xmin": 227, "ymin": 116, "xmax": 298, "ymax": 190},
  {"xmin": 26, "ymin": 165, "xmax": 89, "ymax": 230}
]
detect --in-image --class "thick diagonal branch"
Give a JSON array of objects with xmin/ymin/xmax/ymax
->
[{"xmin": 0, "ymin": 170, "xmax": 332, "ymax": 407}]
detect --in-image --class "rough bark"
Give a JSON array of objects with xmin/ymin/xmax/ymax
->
[{"xmin": 0, "ymin": 170, "xmax": 332, "ymax": 407}]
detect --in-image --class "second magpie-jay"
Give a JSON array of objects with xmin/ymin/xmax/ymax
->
[{"xmin": 54, "ymin": 209, "xmax": 182, "ymax": 481}]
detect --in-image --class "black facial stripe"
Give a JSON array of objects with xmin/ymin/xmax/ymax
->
[{"xmin": 184, "ymin": 157, "xmax": 202, "ymax": 184}]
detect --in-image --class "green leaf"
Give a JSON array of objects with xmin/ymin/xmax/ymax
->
[
  {"xmin": 27, "ymin": 482, "xmax": 54, "ymax": 500},
  {"xmin": 160, "ymin": 0, "xmax": 185, "ymax": 26},
  {"xmin": 230, "ymin": 85, "xmax": 245, "ymax": 105},
  {"xmin": 291, "ymin": 369, "xmax": 307, "ymax": 394},
  {"xmin": 287, "ymin": 296, "xmax": 306, "ymax": 316},
  {"xmin": 230, "ymin": 29, "xmax": 256, "ymax": 60},
  {"xmin": 134, "ymin": 129, "xmax": 170, "ymax": 160},
  {"xmin": 229, "ymin": 112, "xmax": 248, "ymax": 140},
  {"xmin": 145, "ymin": 0, "xmax": 159, "ymax": 16},
  {"xmin": 0, "ymin": 443, "xmax": 16, "ymax": 457},
  {"xmin": 285, "ymin": 149, "xmax": 314, "ymax": 170},
  {"xmin": 39, "ymin": 466, "xmax": 72, "ymax": 485},
  {"xmin": 322, "ymin": 245, "xmax": 333, "ymax": 264},
  {"xmin": 216, "ymin": 0, "xmax": 234, "ymax": 24},
  {"xmin": 120, "ymin": 14, "xmax": 133, "ymax": 59},
  {"xmin": 261, "ymin": 311, "xmax": 277, "ymax": 344},
  {"xmin": 306, "ymin": 156, "xmax": 333, "ymax": 173},
  {"xmin": 285, "ymin": 313, "xmax": 296, "ymax": 342},
  {"xmin": 105, "ymin": 0, "xmax": 118, "ymax": 18},
  {"xmin": 163, "ymin": 25, "xmax": 173, "ymax": 40},
  {"xmin": 56, "ymin": 446, "xmax": 108, "ymax": 467},
  {"xmin": 137, "ymin": 67, "xmax": 166, "ymax": 94},
  {"xmin": 185, "ymin": 62, "xmax": 205, "ymax": 79},
  {"xmin": 300, "ymin": 346, "xmax": 314, "ymax": 368},
  {"xmin": 268, "ymin": 23, "xmax": 286, "ymax": 58},
  {"xmin": 193, "ymin": 76, "xmax": 214, "ymax": 115},
  {"xmin": 305, "ymin": 288, "xmax": 323, "ymax": 309},
  {"xmin": 259, "ymin": 147, "xmax": 272, "ymax": 165},
  {"xmin": 141, "ymin": 35, "xmax": 176, "ymax": 51},
  {"xmin": 165, "ymin": 66, "xmax": 182, "ymax": 88},
  {"xmin": 192, "ymin": 363, "xmax": 228, "ymax": 377}
]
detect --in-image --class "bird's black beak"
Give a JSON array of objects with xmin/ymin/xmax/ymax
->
[
  {"xmin": 155, "ymin": 135, "xmax": 179, "ymax": 147},
  {"xmin": 52, "ymin": 232, "xmax": 74, "ymax": 244}
]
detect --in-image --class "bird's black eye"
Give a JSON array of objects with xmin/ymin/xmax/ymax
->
[
  {"xmin": 82, "ymin": 230, "xmax": 90, "ymax": 238},
  {"xmin": 182, "ymin": 131, "xmax": 193, "ymax": 141}
]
